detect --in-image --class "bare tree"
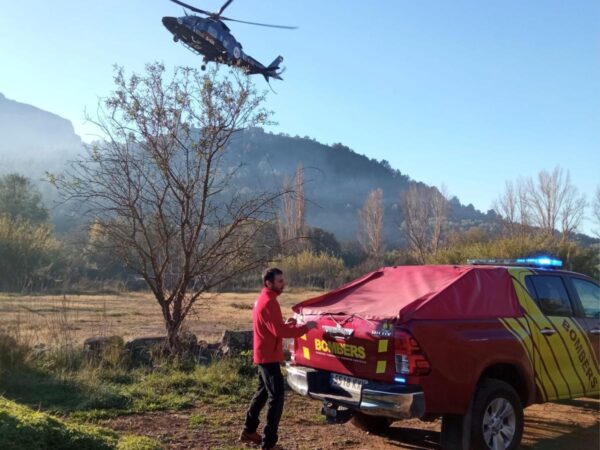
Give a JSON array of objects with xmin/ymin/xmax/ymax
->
[
  {"xmin": 525, "ymin": 167, "xmax": 586, "ymax": 240},
  {"xmin": 358, "ymin": 188, "xmax": 384, "ymax": 259},
  {"xmin": 277, "ymin": 176, "xmax": 294, "ymax": 245},
  {"xmin": 294, "ymin": 165, "xmax": 305, "ymax": 238},
  {"xmin": 51, "ymin": 64, "xmax": 277, "ymax": 351},
  {"xmin": 493, "ymin": 178, "xmax": 531, "ymax": 237},
  {"xmin": 277, "ymin": 164, "xmax": 306, "ymax": 253},
  {"xmin": 593, "ymin": 186, "xmax": 600, "ymax": 239},
  {"xmin": 400, "ymin": 184, "xmax": 449, "ymax": 263},
  {"xmin": 560, "ymin": 187, "xmax": 587, "ymax": 242}
]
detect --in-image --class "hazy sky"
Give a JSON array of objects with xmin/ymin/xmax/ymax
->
[{"xmin": 1, "ymin": 0, "xmax": 598, "ymax": 233}]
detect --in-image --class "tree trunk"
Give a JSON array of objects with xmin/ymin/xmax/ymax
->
[{"xmin": 166, "ymin": 320, "xmax": 182, "ymax": 354}]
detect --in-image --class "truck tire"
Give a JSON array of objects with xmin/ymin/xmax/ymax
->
[
  {"xmin": 441, "ymin": 414, "xmax": 465, "ymax": 450},
  {"xmin": 469, "ymin": 379, "xmax": 523, "ymax": 450},
  {"xmin": 350, "ymin": 412, "xmax": 393, "ymax": 434}
]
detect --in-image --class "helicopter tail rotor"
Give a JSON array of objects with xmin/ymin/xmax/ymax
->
[{"xmin": 262, "ymin": 55, "xmax": 284, "ymax": 82}]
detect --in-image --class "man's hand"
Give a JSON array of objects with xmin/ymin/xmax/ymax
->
[
  {"xmin": 285, "ymin": 318, "xmax": 297, "ymax": 326},
  {"xmin": 305, "ymin": 321, "xmax": 318, "ymax": 330}
]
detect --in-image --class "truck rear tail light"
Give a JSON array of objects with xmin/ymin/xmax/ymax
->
[{"xmin": 394, "ymin": 328, "xmax": 431, "ymax": 376}]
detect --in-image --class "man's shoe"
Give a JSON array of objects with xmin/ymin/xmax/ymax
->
[{"xmin": 239, "ymin": 430, "xmax": 262, "ymax": 445}]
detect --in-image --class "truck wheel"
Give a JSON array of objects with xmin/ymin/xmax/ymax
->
[
  {"xmin": 350, "ymin": 412, "xmax": 393, "ymax": 434},
  {"xmin": 441, "ymin": 414, "xmax": 465, "ymax": 450},
  {"xmin": 469, "ymin": 379, "xmax": 523, "ymax": 450}
]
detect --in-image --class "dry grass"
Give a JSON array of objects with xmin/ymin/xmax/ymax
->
[{"xmin": 0, "ymin": 289, "xmax": 324, "ymax": 344}]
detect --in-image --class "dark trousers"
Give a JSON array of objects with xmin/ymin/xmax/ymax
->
[{"xmin": 244, "ymin": 362, "xmax": 285, "ymax": 448}]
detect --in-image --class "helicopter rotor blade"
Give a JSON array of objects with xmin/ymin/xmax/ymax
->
[
  {"xmin": 220, "ymin": 16, "xmax": 297, "ymax": 29},
  {"xmin": 217, "ymin": 0, "xmax": 234, "ymax": 16},
  {"xmin": 169, "ymin": 0, "xmax": 212, "ymax": 16}
]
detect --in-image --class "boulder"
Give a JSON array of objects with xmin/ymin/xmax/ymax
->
[
  {"xmin": 83, "ymin": 336, "xmax": 124, "ymax": 360},
  {"xmin": 195, "ymin": 340, "xmax": 220, "ymax": 363},
  {"xmin": 125, "ymin": 336, "xmax": 169, "ymax": 364},
  {"xmin": 218, "ymin": 330, "xmax": 253, "ymax": 357},
  {"xmin": 125, "ymin": 332, "xmax": 199, "ymax": 364}
]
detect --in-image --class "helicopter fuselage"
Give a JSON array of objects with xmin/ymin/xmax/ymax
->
[
  {"xmin": 162, "ymin": 15, "xmax": 274, "ymax": 76},
  {"xmin": 163, "ymin": 0, "xmax": 287, "ymax": 81}
]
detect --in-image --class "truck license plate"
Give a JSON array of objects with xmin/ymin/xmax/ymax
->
[{"xmin": 330, "ymin": 373, "xmax": 367, "ymax": 393}]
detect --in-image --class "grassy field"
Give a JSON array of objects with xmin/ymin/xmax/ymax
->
[
  {"xmin": 0, "ymin": 290, "xmax": 598, "ymax": 450},
  {"xmin": 0, "ymin": 289, "xmax": 324, "ymax": 344}
]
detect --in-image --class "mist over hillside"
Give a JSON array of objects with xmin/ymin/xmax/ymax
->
[
  {"xmin": 3, "ymin": 92, "xmax": 578, "ymax": 246},
  {"xmin": 223, "ymin": 129, "xmax": 495, "ymax": 244}
]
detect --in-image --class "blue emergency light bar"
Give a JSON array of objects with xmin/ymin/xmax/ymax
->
[
  {"xmin": 467, "ymin": 257, "xmax": 563, "ymax": 268},
  {"xmin": 515, "ymin": 257, "xmax": 563, "ymax": 267}
]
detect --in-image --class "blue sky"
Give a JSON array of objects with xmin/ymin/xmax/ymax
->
[{"xmin": 1, "ymin": 0, "xmax": 598, "ymax": 233}]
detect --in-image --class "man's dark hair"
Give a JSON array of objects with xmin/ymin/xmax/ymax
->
[{"xmin": 263, "ymin": 267, "xmax": 283, "ymax": 287}]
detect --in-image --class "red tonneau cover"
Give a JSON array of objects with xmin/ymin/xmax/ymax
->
[{"xmin": 292, "ymin": 265, "xmax": 523, "ymax": 322}]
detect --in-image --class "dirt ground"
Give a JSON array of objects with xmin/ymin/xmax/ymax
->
[
  {"xmin": 104, "ymin": 394, "xmax": 599, "ymax": 450},
  {"xmin": 1, "ymin": 291, "xmax": 599, "ymax": 449}
]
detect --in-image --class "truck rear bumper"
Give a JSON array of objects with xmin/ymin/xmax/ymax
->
[{"xmin": 286, "ymin": 363, "xmax": 426, "ymax": 420}]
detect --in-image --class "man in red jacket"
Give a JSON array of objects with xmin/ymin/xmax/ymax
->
[{"xmin": 240, "ymin": 268, "xmax": 316, "ymax": 450}]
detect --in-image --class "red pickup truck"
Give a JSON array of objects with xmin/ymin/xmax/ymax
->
[{"xmin": 286, "ymin": 262, "xmax": 600, "ymax": 450}]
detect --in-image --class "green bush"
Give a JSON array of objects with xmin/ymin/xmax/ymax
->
[
  {"xmin": 275, "ymin": 250, "xmax": 346, "ymax": 289},
  {"xmin": 0, "ymin": 215, "xmax": 65, "ymax": 291}
]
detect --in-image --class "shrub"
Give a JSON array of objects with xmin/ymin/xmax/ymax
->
[
  {"xmin": 0, "ymin": 215, "xmax": 65, "ymax": 291},
  {"xmin": 429, "ymin": 235, "xmax": 599, "ymax": 278},
  {"xmin": 275, "ymin": 250, "xmax": 346, "ymax": 289}
]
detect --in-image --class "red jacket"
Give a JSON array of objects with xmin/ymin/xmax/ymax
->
[{"xmin": 253, "ymin": 288, "xmax": 308, "ymax": 364}]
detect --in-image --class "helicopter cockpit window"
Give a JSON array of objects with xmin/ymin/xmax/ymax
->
[{"xmin": 207, "ymin": 26, "xmax": 218, "ymax": 38}]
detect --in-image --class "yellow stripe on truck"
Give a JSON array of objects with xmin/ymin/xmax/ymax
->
[
  {"xmin": 378, "ymin": 339, "xmax": 389, "ymax": 353},
  {"xmin": 303, "ymin": 347, "xmax": 310, "ymax": 360},
  {"xmin": 500, "ymin": 317, "xmax": 548, "ymax": 402},
  {"xmin": 376, "ymin": 360, "xmax": 387, "ymax": 374},
  {"xmin": 560, "ymin": 318, "xmax": 599, "ymax": 393},
  {"xmin": 508, "ymin": 268, "xmax": 597, "ymax": 400}
]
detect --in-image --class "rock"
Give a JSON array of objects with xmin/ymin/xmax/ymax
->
[
  {"xmin": 179, "ymin": 330, "xmax": 198, "ymax": 349},
  {"xmin": 125, "ymin": 332, "xmax": 200, "ymax": 364},
  {"xmin": 125, "ymin": 336, "xmax": 169, "ymax": 364},
  {"xmin": 83, "ymin": 336, "xmax": 124, "ymax": 360},
  {"xmin": 218, "ymin": 330, "xmax": 253, "ymax": 357}
]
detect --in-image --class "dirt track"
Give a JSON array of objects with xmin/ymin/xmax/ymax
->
[{"xmin": 105, "ymin": 394, "xmax": 599, "ymax": 450}]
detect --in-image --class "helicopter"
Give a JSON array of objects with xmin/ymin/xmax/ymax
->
[{"xmin": 162, "ymin": 0, "xmax": 295, "ymax": 82}]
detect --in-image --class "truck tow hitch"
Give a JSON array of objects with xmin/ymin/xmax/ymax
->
[{"xmin": 321, "ymin": 401, "xmax": 354, "ymax": 424}]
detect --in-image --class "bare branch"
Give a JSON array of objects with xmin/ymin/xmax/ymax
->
[{"xmin": 399, "ymin": 184, "xmax": 449, "ymax": 263}]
